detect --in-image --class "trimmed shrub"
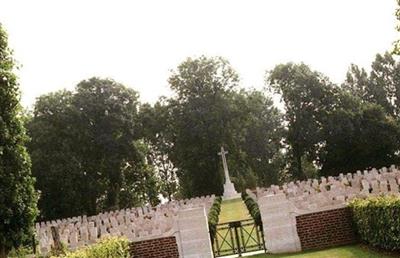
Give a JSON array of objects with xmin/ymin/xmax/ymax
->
[
  {"xmin": 349, "ymin": 195, "xmax": 400, "ymax": 251},
  {"xmin": 7, "ymin": 246, "xmax": 35, "ymax": 258},
  {"xmin": 50, "ymin": 237, "xmax": 129, "ymax": 258},
  {"xmin": 242, "ymin": 192, "xmax": 261, "ymax": 225},
  {"xmin": 208, "ymin": 196, "xmax": 222, "ymax": 241}
]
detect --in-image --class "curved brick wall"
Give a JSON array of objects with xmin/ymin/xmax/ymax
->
[{"xmin": 296, "ymin": 207, "xmax": 357, "ymax": 250}]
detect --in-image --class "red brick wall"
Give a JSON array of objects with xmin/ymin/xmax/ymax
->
[
  {"xmin": 296, "ymin": 207, "xmax": 357, "ymax": 250},
  {"xmin": 130, "ymin": 236, "xmax": 179, "ymax": 258}
]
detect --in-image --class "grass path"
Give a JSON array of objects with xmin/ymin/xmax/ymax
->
[
  {"xmin": 213, "ymin": 197, "xmax": 263, "ymax": 256},
  {"xmin": 248, "ymin": 245, "xmax": 396, "ymax": 258},
  {"xmin": 219, "ymin": 198, "xmax": 251, "ymax": 223}
]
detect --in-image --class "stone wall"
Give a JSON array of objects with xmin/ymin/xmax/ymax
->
[
  {"xmin": 130, "ymin": 236, "xmax": 179, "ymax": 258},
  {"xmin": 296, "ymin": 207, "xmax": 357, "ymax": 250}
]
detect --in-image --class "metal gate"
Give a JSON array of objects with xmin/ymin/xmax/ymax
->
[{"xmin": 211, "ymin": 219, "xmax": 266, "ymax": 257}]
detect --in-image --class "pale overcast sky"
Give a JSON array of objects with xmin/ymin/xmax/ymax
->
[{"xmin": 0, "ymin": 0, "xmax": 398, "ymax": 108}]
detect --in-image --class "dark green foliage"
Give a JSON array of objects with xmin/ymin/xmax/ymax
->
[
  {"xmin": 234, "ymin": 90, "xmax": 284, "ymax": 187},
  {"xmin": 139, "ymin": 101, "xmax": 178, "ymax": 201},
  {"xmin": 267, "ymin": 59, "xmax": 400, "ymax": 180},
  {"xmin": 162, "ymin": 56, "xmax": 283, "ymax": 197},
  {"xmin": 322, "ymin": 52, "xmax": 400, "ymax": 175},
  {"xmin": 320, "ymin": 100, "xmax": 400, "ymax": 176},
  {"xmin": 349, "ymin": 196, "xmax": 400, "ymax": 251},
  {"xmin": 241, "ymin": 192, "xmax": 261, "ymax": 225},
  {"xmin": 267, "ymin": 63, "xmax": 336, "ymax": 180},
  {"xmin": 208, "ymin": 196, "xmax": 222, "ymax": 241},
  {"xmin": 167, "ymin": 56, "xmax": 238, "ymax": 197},
  {"xmin": 344, "ymin": 52, "xmax": 400, "ymax": 118},
  {"xmin": 27, "ymin": 78, "xmax": 160, "ymax": 220},
  {"xmin": 0, "ymin": 24, "xmax": 38, "ymax": 258}
]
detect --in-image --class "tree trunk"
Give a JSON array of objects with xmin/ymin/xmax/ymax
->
[
  {"xmin": 168, "ymin": 191, "xmax": 172, "ymax": 202},
  {"xmin": 296, "ymin": 154, "xmax": 303, "ymax": 180},
  {"xmin": 0, "ymin": 245, "xmax": 8, "ymax": 258},
  {"xmin": 51, "ymin": 226, "xmax": 62, "ymax": 252},
  {"xmin": 293, "ymin": 146, "xmax": 305, "ymax": 180}
]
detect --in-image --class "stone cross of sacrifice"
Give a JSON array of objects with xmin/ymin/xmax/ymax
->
[{"xmin": 218, "ymin": 146, "xmax": 231, "ymax": 184}]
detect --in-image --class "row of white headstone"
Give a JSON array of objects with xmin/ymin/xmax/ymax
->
[
  {"xmin": 254, "ymin": 165, "xmax": 400, "ymax": 254},
  {"xmin": 36, "ymin": 195, "xmax": 215, "ymax": 255},
  {"xmin": 253, "ymin": 165, "xmax": 400, "ymax": 213}
]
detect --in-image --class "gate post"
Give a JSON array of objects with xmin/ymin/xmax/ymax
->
[
  {"xmin": 177, "ymin": 207, "xmax": 213, "ymax": 258},
  {"xmin": 231, "ymin": 222, "xmax": 242, "ymax": 256},
  {"xmin": 258, "ymin": 193, "xmax": 301, "ymax": 254}
]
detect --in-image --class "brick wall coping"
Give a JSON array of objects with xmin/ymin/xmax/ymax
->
[
  {"xmin": 131, "ymin": 228, "xmax": 177, "ymax": 242},
  {"xmin": 293, "ymin": 203, "xmax": 346, "ymax": 216}
]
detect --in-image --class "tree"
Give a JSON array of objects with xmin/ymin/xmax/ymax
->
[
  {"xmin": 139, "ymin": 101, "xmax": 178, "ymax": 201},
  {"xmin": 335, "ymin": 52, "xmax": 400, "ymax": 175},
  {"xmin": 166, "ymin": 56, "xmax": 239, "ymax": 197},
  {"xmin": 393, "ymin": 0, "xmax": 400, "ymax": 54},
  {"xmin": 320, "ymin": 94, "xmax": 400, "ymax": 176},
  {"xmin": 266, "ymin": 63, "xmax": 336, "ymax": 180},
  {"xmin": 0, "ymin": 24, "xmax": 38, "ymax": 258},
  {"xmin": 27, "ymin": 90, "xmax": 84, "ymax": 219},
  {"xmin": 162, "ymin": 56, "xmax": 283, "ymax": 197},
  {"xmin": 233, "ymin": 89, "xmax": 284, "ymax": 186},
  {"xmin": 28, "ymin": 78, "xmax": 159, "ymax": 220},
  {"xmin": 71, "ymin": 78, "xmax": 145, "ymax": 211},
  {"xmin": 344, "ymin": 52, "xmax": 400, "ymax": 117}
]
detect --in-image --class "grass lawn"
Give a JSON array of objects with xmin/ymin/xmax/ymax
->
[
  {"xmin": 218, "ymin": 198, "xmax": 251, "ymax": 223},
  {"xmin": 248, "ymin": 244, "xmax": 396, "ymax": 258}
]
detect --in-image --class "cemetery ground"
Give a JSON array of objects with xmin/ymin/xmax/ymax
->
[
  {"xmin": 32, "ymin": 166, "xmax": 400, "ymax": 257},
  {"xmin": 248, "ymin": 244, "xmax": 395, "ymax": 258}
]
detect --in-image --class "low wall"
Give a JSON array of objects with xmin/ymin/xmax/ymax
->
[
  {"xmin": 258, "ymin": 194, "xmax": 301, "ymax": 253},
  {"xmin": 130, "ymin": 236, "xmax": 179, "ymax": 258},
  {"xmin": 177, "ymin": 207, "xmax": 213, "ymax": 257},
  {"xmin": 296, "ymin": 207, "xmax": 357, "ymax": 250}
]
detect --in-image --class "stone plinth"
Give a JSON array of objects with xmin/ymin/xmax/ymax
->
[{"xmin": 223, "ymin": 180, "xmax": 241, "ymax": 200}]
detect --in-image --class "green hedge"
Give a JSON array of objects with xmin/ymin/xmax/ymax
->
[
  {"xmin": 50, "ymin": 237, "xmax": 130, "ymax": 258},
  {"xmin": 349, "ymin": 195, "xmax": 400, "ymax": 251},
  {"xmin": 242, "ymin": 192, "xmax": 261, "ymax": 225},
  {"xmin": 208, "ymin": 196, "xmax": 222, "ymax": 241}
]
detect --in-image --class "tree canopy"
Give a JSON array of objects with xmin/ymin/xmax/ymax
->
[
  {"xmin": 0, "ymin": 24, "xmax": 38, "ymax": 258},
  {"xmin": 28, "ymin": 78, "xmax": 160, "ymax": 220},
  {"xmin": 267, "ymin": 59, "xmax": 400, "ymax": 179},
  {"xmin": 149, "ymin": 56, "xmax": 284, "ymax": 197},
  {"xmin": 267, "ymin": 63, "xmax": 336, "ymax": 180}
]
